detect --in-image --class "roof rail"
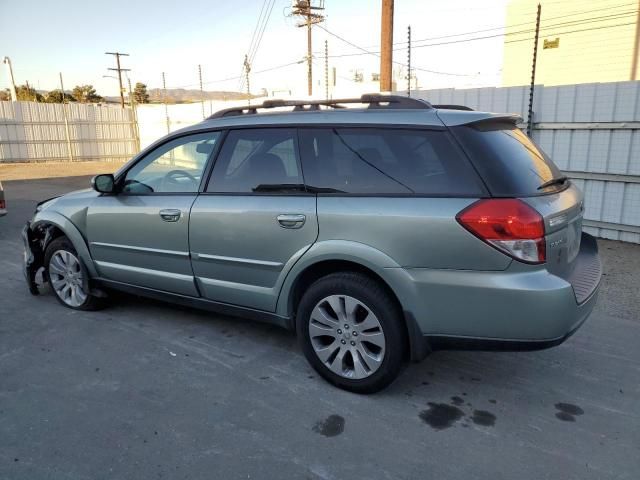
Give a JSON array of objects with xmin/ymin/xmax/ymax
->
[
  {"xmin": 432, "ymin": 104, "xmax": 474, "ymax": 111},
  {"xmin": 207, "ymin": 94, "xmax": 432, "ymax": 119}
]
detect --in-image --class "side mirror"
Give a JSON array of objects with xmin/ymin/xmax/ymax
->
[{"xmin": 92, "ymin": 174, "xmax": 116, "ymax": 194}]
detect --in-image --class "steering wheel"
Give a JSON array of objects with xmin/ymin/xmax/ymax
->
[{"xmin": 161, "ymin": 169, "xmax": 198, "ymax": 190}]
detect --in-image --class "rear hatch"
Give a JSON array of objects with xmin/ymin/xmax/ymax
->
[{"xmin": 449, "ymin": 118, "xmax": 597, "ymax": 300}]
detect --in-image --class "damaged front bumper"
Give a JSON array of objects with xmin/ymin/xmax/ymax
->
[{"xmin": 22, "ymin": 222, "xmax": 44, "ymax": 295}]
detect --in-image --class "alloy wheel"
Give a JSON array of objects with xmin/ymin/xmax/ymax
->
[
  {"xmin": 308, "ymin": 294, "xmax": 386, "ymax": 379},
  {"xmin": 48, "ymin": 250, "xmax": 87, "ymax": 308}
]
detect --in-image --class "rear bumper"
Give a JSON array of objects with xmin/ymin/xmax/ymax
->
[
  {"xmin": 425, "ymin": 285, "xmax": 598, "ymax": 352},
  {"xmin": 397, "ymin": 234, "xmax": 601, "ymax": 355}
]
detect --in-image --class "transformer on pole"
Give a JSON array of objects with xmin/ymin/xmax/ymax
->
[{"xmin": 291, "ymin": 1, "xmax": 325, "ymax": 96}]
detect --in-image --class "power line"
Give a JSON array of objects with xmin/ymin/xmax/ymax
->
[
  {"xmin": 167, "ymin": 60, "xmax": 304, "ymax": 90},
  {"xmin": 412, "ymin": 10, "xmax": 639, "ymax": 49},
  {"xmin": 352, "ymin": 1, "xmax": 637, "ymax": 49},
  {"xmin": 412, "ymin": 9, "xmax": 638, "ymax": 47},
  {"xmin": 161, "ymin": 3, "xmax": 640, "ymax": 91},
  {"xmin": 249, "ymin": 0, "xmax": 276, "ymax": 65},
  {"xmin": 240, "ymin": 0, "xmax": 277, "ymax": 91},
  {"xmin": 315, "ymin": 23, "xmax": 475, "ymax": 77},
  {"xmin": 405, "ymin": 2, "xmax": 637, "ymax": 47},
  {"xmin": 504, "ymin": 19, "xmax": 639, "ymax": 45},
  {"xmin": 246, "ymin": 0, "xmax": 269, "ymax": 60},
  {"xmin": 320, "ymin": 11, "xmax": 638, "ymax": 59},
  {"xmin": 313, "ymin": 2, "xmax": 637, "ymax": 55},
  {"xmin": 238, "ymin": 0, "xmax": 269, "ymax": 90}
]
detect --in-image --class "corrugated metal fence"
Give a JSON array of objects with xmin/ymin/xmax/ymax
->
[
  {"xmin": 0, "ymin": 101, "xmax": 139, "ymax": 164},
  {"xmin": 2, "ymin": 82, "xmax": 639, "ymax": 243},
  {"xmin": 414, "ymin": 81, "xmax": 640, "ymax": 243}
]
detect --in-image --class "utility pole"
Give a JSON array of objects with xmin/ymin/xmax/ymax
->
[
  {"xmin": 198, "ymin": 64, "xmax": 205, "ymax": 118},
  {"xmin": 631, "ymin": 5, "xmax": 640, "ymax": 80},
  {"xmin": 244, "ymin": 55, "xmax": 251, "ymax": 105},
  {"xmin": 2, "ymin": 57, "xmax": 17, "ymax": 101},
  {"xmin": 407, "ymin": 25, "xmax": 411, "ymax": 97},
  {"xmin": 526, "ymin": 3, "xmax": 541, "ymax": 137},
  {"xmin": 162, "ymin": 72, "xmax": 170, "ymax": 135},
  {"xmin": 292, "ymin": 1, "xmax": 325, "ymax": 96},
  {"xmin": 59, "ymin": 72, "xmax": 73, "ymax": 162},
  {"xmin": 105, "ymin": 52, "xmax": 130, "ymax": 108},
  {"xmin": 306, "ymin": 14, "xmax": 312, "ymax": 96},
  {"xmin": 127, "ymin": 77, "xmax": 141, "ymax": 152},
  {"xmin": 380, "ymin": 0, "xmax": 394, "ymax": 92},
  {"xmin": 324, "ymin": 39, "xmax": 329, "ymax": 101}
]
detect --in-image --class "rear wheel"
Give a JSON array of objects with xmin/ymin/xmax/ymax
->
[
  {"xmin": 44, "ymin": 237, "xmax": 104, "ymax": 311},
  {"xmin": 296, "ymin": 272, "xmax": 405, "ymax": 393}
]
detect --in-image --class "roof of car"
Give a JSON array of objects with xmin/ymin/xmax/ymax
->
[{"xmin": 172, "ymin": 94, "xmax": 522, "ymax": 135}]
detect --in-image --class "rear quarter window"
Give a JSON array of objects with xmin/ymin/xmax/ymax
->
[
  {"xmin": 298, "ymin": 127, "xmax": 485, "ymax": 196},
  {"xmin": 452, "ymin": 122, "xmax": 564, "ymax": 196}
]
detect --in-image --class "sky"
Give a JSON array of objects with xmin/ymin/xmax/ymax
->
[{"xmin": 0, "ymin": 0, "xmax": 514, "ymax": 97}]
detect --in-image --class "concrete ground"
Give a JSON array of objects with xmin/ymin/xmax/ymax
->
[{"xmin": 0, "ymin": 176, "xmax": 638, "ymax": 480}]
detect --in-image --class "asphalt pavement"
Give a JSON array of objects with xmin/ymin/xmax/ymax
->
[{"xmin": 1, "ymin": 176, "xmax": 638, "ymax": 479}]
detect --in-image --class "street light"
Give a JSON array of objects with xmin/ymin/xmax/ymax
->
[{"xmin": 3, "ymin": 57, "xmax": 17, "ymax": 101}]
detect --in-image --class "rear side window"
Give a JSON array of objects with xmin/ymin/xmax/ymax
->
[
  {"xmin": 207, "ymin": 128, "xmax": 303, "ymax": 193},
  {"xmin": 452, "ymin": 123, "xmax": 564, "ymax": 196},
  {"xmin": 298, "ymin": 128, "xmax": 484, "ymax": 195}
]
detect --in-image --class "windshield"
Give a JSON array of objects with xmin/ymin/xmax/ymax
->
[{"xmin": 452, "ymin": 122, "xmax": 565, "ymax": 196}]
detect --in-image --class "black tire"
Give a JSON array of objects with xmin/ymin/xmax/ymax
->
[
  {"xmin": 44, "ymin": 236, "xmax": 105, "ymax": 311},
  {"xmin": 296, "ymin": 272, "xmax": 406, "ymax": 394}
]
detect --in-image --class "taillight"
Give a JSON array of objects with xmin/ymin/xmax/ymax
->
[
  {"xmin": 0, "ymin": 199, "xmax": 5, "ymax": 210},
  {"xmin": 456, "ymin": 199, "xmax": 546, "ymax": 264}
]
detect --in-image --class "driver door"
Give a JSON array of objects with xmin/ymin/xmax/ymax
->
[{"xmin": 86, "ymin": 131, "xmax": 221, "ymax": 296}]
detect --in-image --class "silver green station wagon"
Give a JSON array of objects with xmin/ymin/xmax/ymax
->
[{"xmin": 23, "ymin": 95, "xmax": 601, "ymax": 393}]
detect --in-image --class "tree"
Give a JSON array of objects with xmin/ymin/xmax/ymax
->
[
  {"xmin": 72, "ymin": 85, "xmax": 103, "ymax": 103},
  {"xmin": 44, "ymin": 89, "xmax": 76, "ymax": 103},
  {"xmin": 0, "ymin": 89, "xmax": 10, "ymax": 101},
  {"xmin": 133, "ymin": 82, "xmax": 150, "ymax": 104},
  {"xmin": 15, "ymin": 84, "xmax": 44, "ymax": 102}
]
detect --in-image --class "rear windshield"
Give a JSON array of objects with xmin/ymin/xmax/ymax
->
[{"xmin": 452, "ymin": 122, "xmax": 565, "ymax": 196}]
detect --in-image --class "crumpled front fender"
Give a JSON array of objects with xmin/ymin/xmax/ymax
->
[
  {"xmin": 28, "ymin": 210, "xmax": 97, "ymax": 279},
  {"xmin": 22, "ymin": 222, "xmax": 43, "ymax": 295}
]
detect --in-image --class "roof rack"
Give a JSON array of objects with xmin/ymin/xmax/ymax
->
[
  {"xmin": 432, "ymin": 104, "xmax": 474, "ymax": 111},
  {"xmin": 207, "ymin": 94, "xmax": 433, "ymax": 119}
]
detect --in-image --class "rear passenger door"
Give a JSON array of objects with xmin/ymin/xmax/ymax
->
[
  {"xmin": 297, "ymin": 127, "xmax": 504, "ymax": 271},
  {"xmin": 189, "ymin": 128, "xmax": 318, "ymax": 312}
]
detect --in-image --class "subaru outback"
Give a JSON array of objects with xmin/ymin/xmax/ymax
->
[{"xmin": 23, "ymin": 94, "xmax": 601, "ymax": 393}]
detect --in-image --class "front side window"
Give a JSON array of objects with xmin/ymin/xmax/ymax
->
[
  {"xmin": 298, "ymin": 128, "xmax": 484, "ymax": 195},
  {"xmin": 122, "ymin": 132, "xmax": 220, "ymax": 194},
  {"xmin": 207, "ymin": 128, "xmax": 303, "ymax": 193}
]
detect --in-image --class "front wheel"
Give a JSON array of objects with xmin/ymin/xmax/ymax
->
[
  {"xmin": 296, "ymin": 272, "xmax": 406, "ymax": 394},
  {"xmin": 44, "ymin": 237, "xmax": 104, "ymax": 311}
]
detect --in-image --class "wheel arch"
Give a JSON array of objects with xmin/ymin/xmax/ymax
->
[
  {"xmin": 277, "ymin": 241, "xmax": 430, "ymax": 361},
  {"xmin": 31, "ymin": 211, "xmax": 97, "ymax": 278}
]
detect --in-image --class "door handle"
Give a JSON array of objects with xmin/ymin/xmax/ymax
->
[
  {"xmin": 159, "ymin": 209, "xmax": 182, "ymax": 222},
  {"xmin": 277, "ymin": 214, "xmax": 306, "ymax": 229}
]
